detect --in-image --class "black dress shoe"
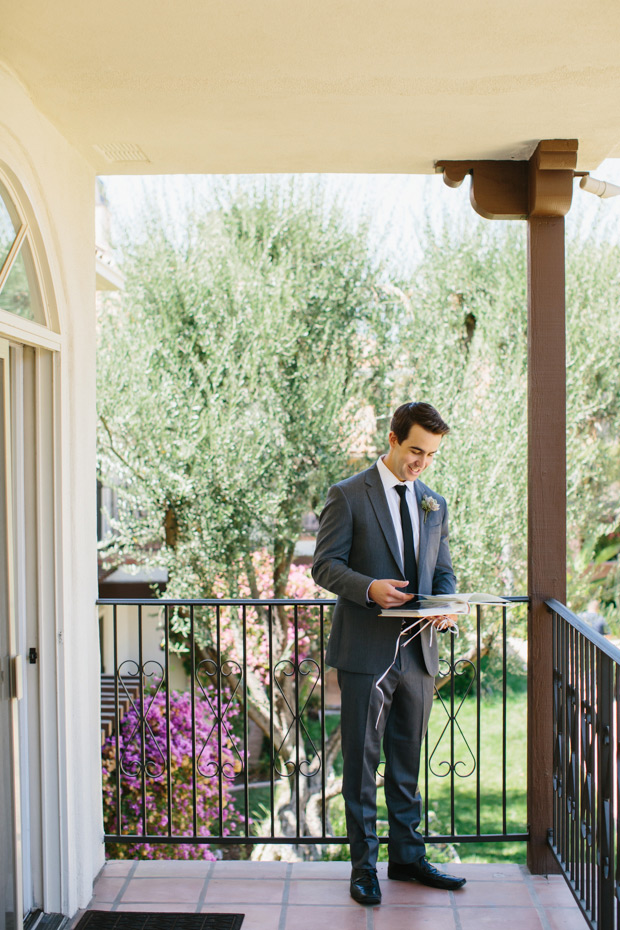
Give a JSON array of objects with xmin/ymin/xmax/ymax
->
[
  {"xmin": 350, "ymin": 868, "xmax": 382, "ymax": 905},
  {"xmin": 388, "ymin": 857, "xmax": 466, "ymax": 890}
]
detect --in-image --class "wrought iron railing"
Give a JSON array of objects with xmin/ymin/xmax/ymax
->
[
  {"xmin": 97, "ymin": 596, "xmax": 528, "ymax": 851},
  {"xmin": 549, "ymin": 598, "xmax": 620, "ymax": 930}
]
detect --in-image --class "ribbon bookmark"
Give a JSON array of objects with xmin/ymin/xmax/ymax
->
[{"xmin": 374, "ymin": 616, "xmax": 459, "ymax": 729}]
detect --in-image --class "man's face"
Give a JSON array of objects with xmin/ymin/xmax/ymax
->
[{"xmin": 385, "ymin": 423, "xmax": 443, "ymax": 483}]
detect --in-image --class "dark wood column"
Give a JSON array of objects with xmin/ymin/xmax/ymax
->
[
  {"xmin": 526, "ymin": 215, "xmax": 566, "ymax": 874},
  {"xmin": 436, "ymin": 141, "xmax": 577, "ymax": 874}
]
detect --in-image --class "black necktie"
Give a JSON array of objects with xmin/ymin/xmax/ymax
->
[{"xmin": 395, "ymin": 484, "xmax": 418, "ymax": 595}]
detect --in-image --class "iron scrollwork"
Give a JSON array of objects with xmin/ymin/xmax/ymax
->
[
  {"xmin": 565, "ymin": 683, "xmax": 577, "ymax": 821},
  {"xmin": 580, "ymin": 695, "xmax": 594, "ymax": 847},
  {"xmin": 195, "ymin": 657, "xmax": 244, "ymax": 780},
  {"xmin": 273, "ymin": 656, "xmax": 321, "ymax": 778},
  {"xmin": 429, "ymin": 657, "xmax": 477, "ymax": 778},
  {"xmin": 117, "ymin": 659, "xmax": 166, "ymax": 779},
  {"xmin": 552, "ymin": 665, "xmax": 563, "ymax": 797}
]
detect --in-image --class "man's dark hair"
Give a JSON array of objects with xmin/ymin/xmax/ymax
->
[{"xmin": 390, "ymin": 402, "xmax": 450, "ymax": 443}]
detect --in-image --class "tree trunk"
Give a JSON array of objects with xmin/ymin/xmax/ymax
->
[
  {"xmin": 273, "ymin": 538, "xmax": 295, "ymax": 601},
  {"xmin": 252, "ymin": 723, "xmax": 343, "ymax": 861}
]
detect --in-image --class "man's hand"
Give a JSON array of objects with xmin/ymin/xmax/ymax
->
[
  {"xmin": 369, "ymin": 579, "xmax": 414, "ymax": 610},
  {"xmin": 429, "ymin": 613, "xmax": 459, "ymax": 630}
]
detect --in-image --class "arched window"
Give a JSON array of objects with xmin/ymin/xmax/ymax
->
[{"xmin": 0, "ymin": 176, "xmax": 48, "ymax": 327}]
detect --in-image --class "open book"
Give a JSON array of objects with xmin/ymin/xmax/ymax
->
[{"xmin": 379, "ymin": 592, "xmax": 510, "ymax": 618}]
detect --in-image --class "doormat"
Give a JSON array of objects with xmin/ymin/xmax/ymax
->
[
  {"xmin": 24, "ymin": 911, "xmax": 70, "ymax": 930},
  {"xmin": 72, "ymin": 914, "xmax": 244, "ymax": 930}
]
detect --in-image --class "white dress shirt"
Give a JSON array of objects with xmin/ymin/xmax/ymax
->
[{"xmin": 376, "ymin": 454, "xmax": 420, "ymax": 570}]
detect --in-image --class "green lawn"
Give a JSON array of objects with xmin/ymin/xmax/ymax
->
[
  {"xmin": 418, "ymin": 684, "xmax": 527, "ymax": 862},
  {"xmin": 242, "ymin": 679, "xmax": 528, "ymax": 864},
  {"xmin": 324, "ymin": 685, "xmax": 528, "ymax": 864}
]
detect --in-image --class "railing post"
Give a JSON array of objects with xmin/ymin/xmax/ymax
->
[
  {"xmin": 551, "ymin": 608, "xmax": 563, "ymax": 861},
  {"xmin": 527, "ymin": 214, "xmax": 566, "ymax": 874},
  {"xmin": 597, "ymin": 654, "xmax": 614, "ymax": 929},
  {"xmin": 548, "ymin": 605, "xmax": 620, "ymax": 929}
]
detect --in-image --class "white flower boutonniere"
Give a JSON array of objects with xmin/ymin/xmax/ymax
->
[{"xmin": 421, "ymin": 494, "xmax": 440, "ymax": 523}]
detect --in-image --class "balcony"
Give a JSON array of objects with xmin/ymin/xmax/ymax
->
[
  {"xmin": 94, "ymin": 596, "xmax": 617, "ymax": 930},
  {"xmin": 85, "ymin": 858, "xmax": 584, "ymax": 930}
]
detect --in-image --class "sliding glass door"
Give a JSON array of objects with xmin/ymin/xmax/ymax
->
[{"xmin": 0, "ymin": 339, "xmax": 22, "ymax": 930}]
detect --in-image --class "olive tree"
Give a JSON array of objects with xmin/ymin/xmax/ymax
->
[{"xmin": 97, "ymin": 180, "xmax": 397, "ymax": 853}]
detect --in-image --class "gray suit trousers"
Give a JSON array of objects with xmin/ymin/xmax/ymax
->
[{"xmin": 338, "ymin": 634, "xmax": 435, "ymax": 871}]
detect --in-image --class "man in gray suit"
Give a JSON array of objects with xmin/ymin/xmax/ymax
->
[{"xmin": 312, "ymin": 402, "xmax": 466, "ymax": 904}]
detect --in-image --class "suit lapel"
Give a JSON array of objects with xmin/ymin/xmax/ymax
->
[{"xmin": 365, "ymin": 466, "xmax": 403, "ymax": 573}]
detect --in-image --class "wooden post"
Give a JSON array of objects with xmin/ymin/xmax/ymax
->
[
  {"xmin": 527, "ymin": 214, "xmax": 566, "ymax": 874},
  {"xmin": 437, "ymin": 142, "xmax": 577, "ymax": 873}
]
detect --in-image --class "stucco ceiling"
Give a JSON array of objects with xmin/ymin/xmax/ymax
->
[{"xmin": 2, "ymin": 0, "xmax": 620, "ymax": 174}]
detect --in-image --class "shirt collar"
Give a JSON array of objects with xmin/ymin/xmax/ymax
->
[{"xmin": 376, "ymin": 455, "xmax": 415, "ymax": 494}]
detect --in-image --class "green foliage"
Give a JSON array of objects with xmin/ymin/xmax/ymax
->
[
  {"xmin": 98, "ymin": 181, "xmax": 396, "ymax": 596},
  {"xmin": 565, "ymin": 232, "xmax": 620, "ymax": 618},
  {"xmin": 99, "ymin": 179, "xmax": 620, "ymax": 617},
  {"xmin": 380, "ymin": 216, "xmax": 620, "ymax": 611},
  {"xmin": 375, "ymin": 218, "xmax": 528, "ymax": 593},
  {"xmin": 98, "ymin": 178, "xmax": 620, "ymax": 863}
]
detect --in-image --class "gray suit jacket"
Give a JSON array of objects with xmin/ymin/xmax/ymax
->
[{"xmin": 312, "ymin": 463, "xmax": 456, "ymax": 677}]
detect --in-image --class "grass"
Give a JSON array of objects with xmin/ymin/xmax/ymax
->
[
  {"xmin": 418, "ymin": 683, "xmax": 528, "ymax": 862},
  {"xmin": 324, "ymin": 680, "xmax": 528, "ymax": 864},
  {"xmin": 240, "ymin": 667, "xmax": 528, "ymax": 864}
]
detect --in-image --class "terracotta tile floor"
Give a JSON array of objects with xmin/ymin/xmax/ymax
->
[{"xmin": 79, "ymin": 859, "xmax": 589, "ymax": 930}]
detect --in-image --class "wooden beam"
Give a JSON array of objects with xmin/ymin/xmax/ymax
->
[
  {"xmin": 529, "ymin": 140, "xmax": 578, "ymax": 217},
  {"xmin": 526, "ymin": 214, "xmax": 566, "ymax": 875},
  {"xmin": 436, "ymin": 140, "xmax": 577, "ymax": 219},
  {"xmin": 436, "ymin": 159, "xmax": 529, "ymax": 219}
]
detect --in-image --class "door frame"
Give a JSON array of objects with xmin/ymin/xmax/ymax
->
[{"xmin": 0, "ymin": 337, "xmax": 23, "ymax": 929}]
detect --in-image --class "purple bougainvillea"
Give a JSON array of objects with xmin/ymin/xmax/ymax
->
[
  {"xmin": 101, "ymin": 557, "xmax": 327, "ymax": 860},
  {"xmin": 102, "ymin": 687, "xmax": 240, "ymax": 860}
]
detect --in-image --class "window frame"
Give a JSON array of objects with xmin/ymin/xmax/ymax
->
[{"xmin": 0, "ymin": 166, "xmax": 61, "ymax": 352}]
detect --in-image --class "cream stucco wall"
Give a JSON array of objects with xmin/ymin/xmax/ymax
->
[{"xmin": 0, "ymin": 65, "xmax": 102, "ymax": 915}]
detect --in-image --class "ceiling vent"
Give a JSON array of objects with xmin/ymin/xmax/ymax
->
[{"xmin": 94, "ymin": 143, "xmax": 150, "ymax": 164}]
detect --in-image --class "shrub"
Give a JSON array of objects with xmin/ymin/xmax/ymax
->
[{"xmin": 102, "ymin": 686, "xmax": 240, "ymax": 859}]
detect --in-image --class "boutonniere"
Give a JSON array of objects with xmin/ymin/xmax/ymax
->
[{"xmin": 421, "ymin": 494, "xmax": 440, "ymax": 523}]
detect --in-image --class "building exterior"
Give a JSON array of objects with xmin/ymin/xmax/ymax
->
[{"xmin": 3, "ymin": 3, "xmax": 620, "ymax": 925}]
